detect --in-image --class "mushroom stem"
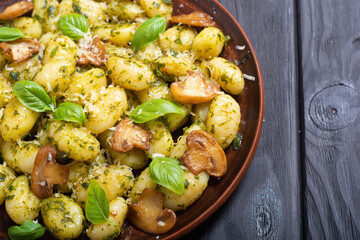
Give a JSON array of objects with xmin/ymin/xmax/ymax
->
[
  {"xmin": 128, "ymin": 188, "xmax": 176, "ymax": 235},
  {"xmin": 31, "ymin": 146, "xmax": 69, "ymax": 199}
]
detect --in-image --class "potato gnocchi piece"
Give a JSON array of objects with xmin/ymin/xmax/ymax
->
[
  {"xmin": 129, "ymin": 167, "xmax": 157, "ymax": 203},
  {"xmin": 0, "ymin": 165, "xmax": 16, "ymax": 205},
  {"xmin": 5, "ymin": 175, "xmax": 41, "ymax": 224},
  {"xmin": 94, "ymin": 24, "xmax": 136, "ymax": 47},
  {"xmin": 163, "ymin": 102, "xmax": 192, "ymax": 132},
  {"xmin": 208, "ymin": 57, "xmax": 245, "ymax": 95},
  {"xmin": 13, "ymin": 17, "xmax": 42, "ymax": 39},
  {"xmin": 56, "ymin": 161, "xmax": 92, "ymax": 194},
  {"xmin": 107, "ymin": 56, "xmax": 155, "ymax": 90},
  {"xmin": 41, "ymin": 194, "xmax": 85, "ymax": 239},
  {"xmin": 159, "ymin": 25, "xmax": 197, "ymax": 53},
  {"xmin": 106, "ymin": 1, "xmax": 146, "ymax": 22},
  {"xmin": 170, "ymin": 121, "xmax": 206, "ymax": 160},
  {"xmin": 135, "ymin": 42, "xmax": 163, "ymax": 63},
  {"xmin": 159, "ymin": 171, "xmax": 209, "ymax": 211},
  {"xmin": 84, "ymin": 86, "xmax": 127, "ymax": 134},
  {"xmin": 1, "ymin": 140, "xmax": 40, "ymax": 174},
  {"xmin": 134, "ymin": 79, "xmax": 171, "ymax": 103},
  {"xmin": 2, "ymin": 55, "xmax": 42, "ymax": 82},
  {"xmin": 192, "ymin": 27, "xmax": 225, "ymax": 60},
  {"xmin": 0, "ymin": 98, "xmax": 40, "ymax": 142},
  {"xmin": 0, "ymin": 75, "xmax": 13, "ymax": 108},
  {"xmin": 65, "ymin": 68, "xmax": 107, "ymax": 105},
  {"xmin": 191, "ymin": 102, "xmax": 211, "ymax": 123},
  {"xmin": 33, "ymin": 59, "xmax": 75, "ymax": 98},
  {"xmin": 105, "ymin": 43, "xmax": 135, "ymax": 59},
  {"xmin": 152, "ymin": 56, "xmax": 195, "ymax": 81},
  {"xmin": 206, "ymin": 94, "xmax": 241, "ymax": 148},
  {"xmin": 43, "ymin": 35, "xmax": 77, "ymax": 64},
  {"xmin": 138, "ymin": 0, "xmax": 172, "ymax": 20},
  {"xmin": 87, "ymin": 197, "xmax": 128, "ymax": 240},
  {"xmin": 32, "ymin": 0, "xmax": 60, "ymax": 33},
  {"xmin": 73, "ymin": 165, "xmax": 134, "ymax": 208},
  {"xmin": 49, "ymin": 121, "xmax": 100, "ymax": 162},
  {"xmin": 144, "ymin": 119, "xmax": 174, "ymax": 157},
  {"xmin": 98, "ymin": 130, "xmax": 148, "ymax": 170}
]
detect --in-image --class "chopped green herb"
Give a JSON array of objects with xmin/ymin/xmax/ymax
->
[
  {"xmin": 232, "ymin": 133, "xmax": 243, "ymax": 151},
  {"xmin": 0, "ymin": 173, "xmax": 6, "ymax": 182},
  {"xmin": 50, "ymin": 46, "xmax": 59, "ymax": 58},
  {"xmin": 9, "ymin": 71, "xmax": 20, "ymax": 81}
]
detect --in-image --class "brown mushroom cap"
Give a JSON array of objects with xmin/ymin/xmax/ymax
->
[
  {"xmin": 171, "ymin": 11, "xmax": 216, "ymax": 27},
  {"xmin": 0, "ymin": 39, "xmax": 40, "ymax": 63},
  {"xmin": 31, "ymin": 146, "xmax": 69, "ymax": 199},
  {"xmin": 77, "ymin": 37, "xmax": 107, "ymax": 67},
  {"xmin": 0, "ymin": 0, "xmax": 34, "ymax": 21},
  {"xmin": 128, "ymin": 188, "xmax": 176, "ymax": 235},
  {"xmin": 181, "ymin": 130, "xmax": 227, "ymax": 177},
  {"xmin": 111, "ymin": 118, "xmax": 152, "ymax": 153},
  {"xmin": 170, "ymin": 71, "xmax": 220, "ymax": 104}
]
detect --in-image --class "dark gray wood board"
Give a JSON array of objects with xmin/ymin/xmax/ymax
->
[
  {"xmin": 299, "ymin": 0, "xmax": 360, "ymax": 239},
  {"xmin": 184, "ymin": 0, "xmax": 302, "ymax": 239}
]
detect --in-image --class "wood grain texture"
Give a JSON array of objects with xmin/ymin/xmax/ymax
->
[
  {"xmin": 184, "ymin": 0, "xmax": 302, "ymax": 239},
  {"xmin": 299, "ymin": 0, "xmax": 360, "ymax": 239}
]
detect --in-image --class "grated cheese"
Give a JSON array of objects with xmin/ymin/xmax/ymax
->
[{"xmin": 243, "ymin": 73, "xmax": 256, "ymax": 81}]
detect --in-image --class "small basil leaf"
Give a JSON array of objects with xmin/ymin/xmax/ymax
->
[
  {"xmin": 13, "ymin": 81, "xmax": 52, "ymax": 112},
  {"xmin": 57, "ymin": 14, "xmax": 88, "ymax": 40},
  {"xmin": 0, "ymin": 27, "xmax": 24, "ymax": 42},
  {"xmin": 150, "ymin": 157, "xmax": 185, "ymax": 195},
  {"xmin": 130, "ymin": 99, "xmax": 184, "ymax": 124},
  {"xmin": 8, "ymin": 220, "xmax": 45, "ymax": 240},
  {"xmin": 131, "ymin": 16, "xmax": 166, "ymax": 52},
  {"xmin": 85, "ymin": 180, "xmax": 111, "ymax": 225},
  {"xmin": 53, "ymin": 102, "xmax": 85, "ymax": 124}
]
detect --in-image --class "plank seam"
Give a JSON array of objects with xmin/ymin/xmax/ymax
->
[{"xmin": 294, "ymin": 0, "xmax": 307, "ymax": 239}]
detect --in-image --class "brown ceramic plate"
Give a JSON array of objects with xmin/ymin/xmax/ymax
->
[{"xmin": 0, "ymin": 0, "xmax": 264, "ymax": 239}]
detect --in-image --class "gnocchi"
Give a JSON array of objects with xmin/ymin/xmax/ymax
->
[{"xmin": 0, "ymin": 0, "xmax": 247, "ymax": 238}]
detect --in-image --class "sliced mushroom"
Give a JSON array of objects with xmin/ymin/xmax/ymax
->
[
  {"xmin": 181, "ymin": 130, "xmax": 227, "ymax": 177},
  {"xmin": 78, "ymin": 37, "xmax": 107, "ymax": 67},
  {"xmin": 128, "ymin": 188, "xmax": 176, "ymax": 235},
  {"xmin": 0, "ymin": 0, "xmax": 34, "ymax": 20},
  {"xmin": 171, "ymin": 11, "xmax": 215, "ymax": 27},
  {"xmin": 0, "ymin": 39, "xmax": 40, "ymax": 63},
  {"xmin": 111, "ymin": 118, "xmax": 152, "ymax": 153},
  {"xmin": 170, "ymin": 71, "xmax": 220, "ymax": 104},
  {"xmin": 31, "ymin": 146, "xmax": 69, "ymax": 199}
]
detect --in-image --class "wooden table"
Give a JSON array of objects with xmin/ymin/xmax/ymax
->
[{"xmin": 183, "ymin": 0, "xmax": 360, "ymax": 239}]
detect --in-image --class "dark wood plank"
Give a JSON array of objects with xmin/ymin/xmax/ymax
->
[
  {"xmin": 299, "ymin": 0, "xmax": 360, "ymax": 239},
  {"xmin": 184, "ymin": 0, "xmax": 302, "ymax": 239}
]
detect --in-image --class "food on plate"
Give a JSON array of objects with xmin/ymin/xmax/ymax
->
[{"xmin": 0, "ymin": 0, "xmax": 248, "ymax": 238}]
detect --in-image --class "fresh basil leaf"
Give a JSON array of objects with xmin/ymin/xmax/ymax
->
[
  {"xmin": 8, "ymin": 220, "xmax": 45, "ymax": 240},
  {"xmin": 85, "ymin": 180, "xmax": 112, "ymax": 225},
  {"xmin": 232, "ymin": 133, "xmax": 243, "ymax": 151},
  {"xmin": 149, "ymin": 157, "xmax": 185, "ymax": 195},
  {"xmin": 57, "ymin": 14, "xmax": 88, "ymax": 40},
  {"xmin": 53, "ymin": 102, "xmax": 85, "ymax": 125},
  {"xmin": 0, "ymin": 27, "xmax": 24, "ymax": 42},
  {"xmin": 130, "ymin": 99, "xmax": 184, "ymax": 123},
  {"xmin": 131, "ymin": 16, "xmax": 166, "ymax": 52},
  {"xmin": 13, "ymin": 81, "xmax": 53, "ymax": 112}
]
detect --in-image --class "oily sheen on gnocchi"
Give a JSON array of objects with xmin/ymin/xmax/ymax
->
[{"xmin": 0, "ymin": 0, "xmax": 248, "ymax": 239}]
